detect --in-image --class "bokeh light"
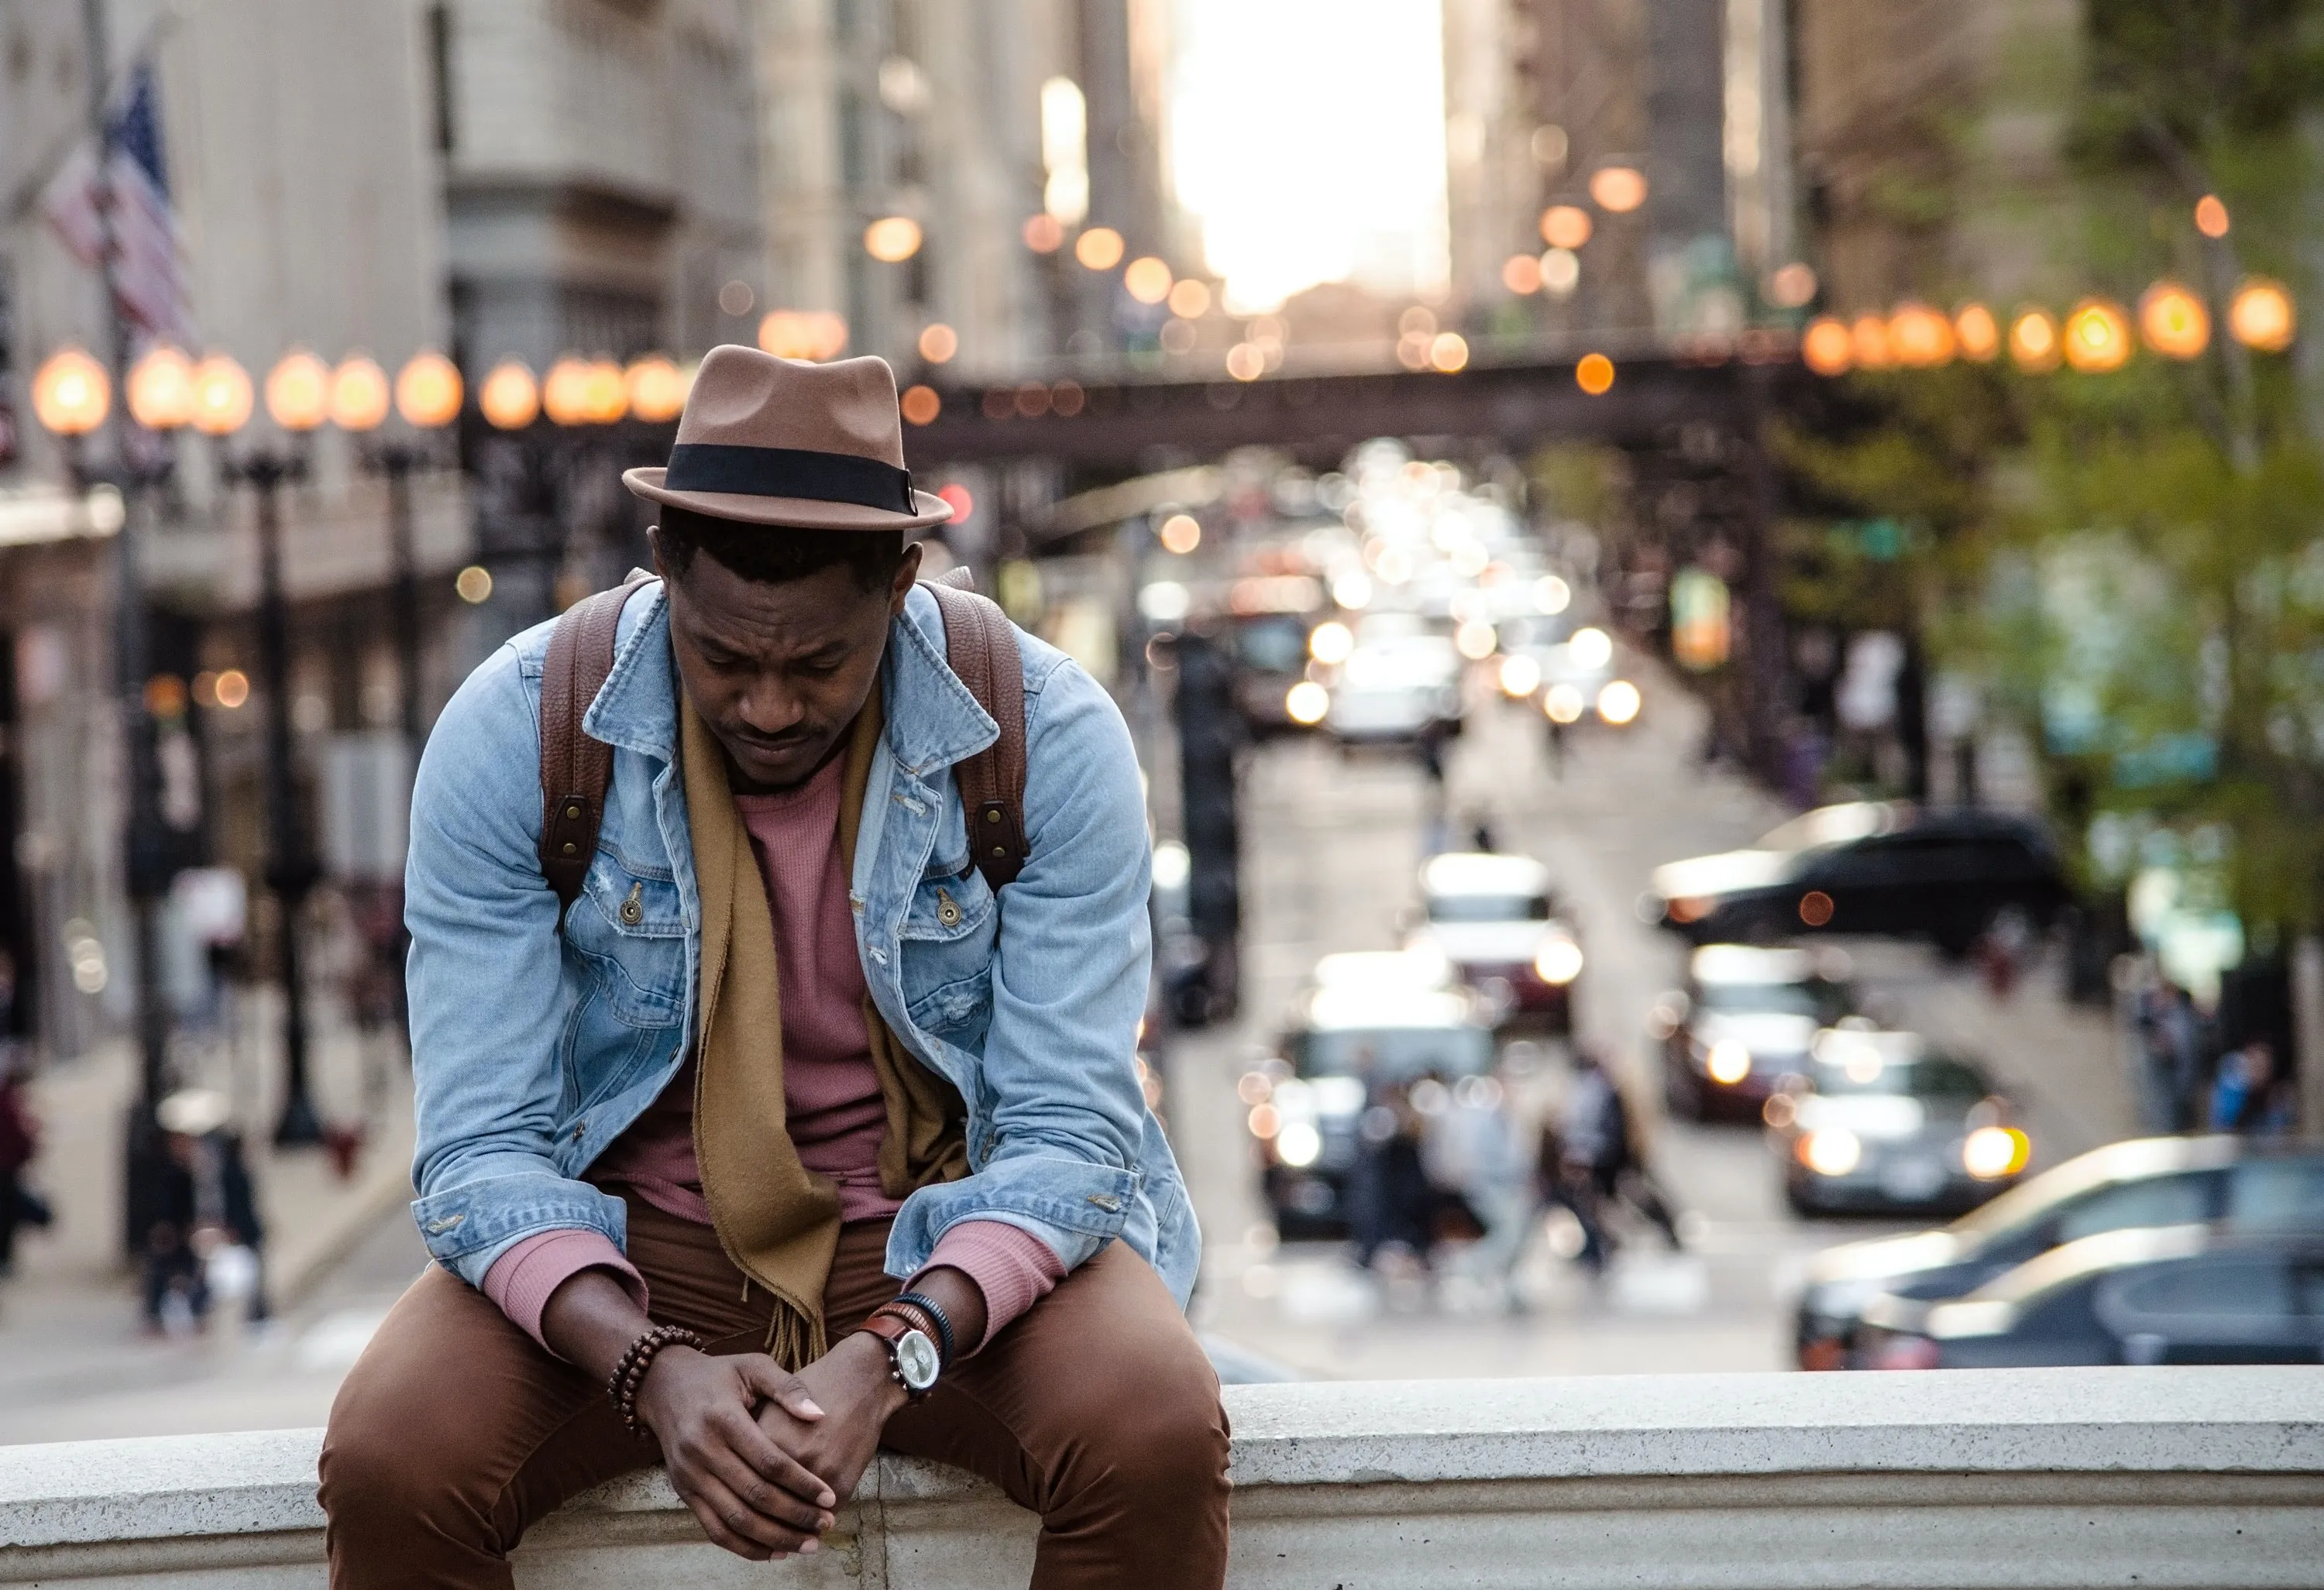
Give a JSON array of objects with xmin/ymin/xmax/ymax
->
[
  {"xmin": 1501, "ymin": 253, "xmax": 1542, "ymax": 294},
  {"xmin": 758, "ymin": 310, "xmax": 849, "ymax": 362},
  {"xmin": 1767, "ymin": 263, "xmax": 1818, "ymax": 309},
  {"xmin": 917, "ymin": 323, "xmax": 959, "ymax": 363},
  {"xmin": 1851, "ymin": 314, "xmax": 1894, "ymax": 371},
  {"xmin": 1589, "ymin": 166, "xmax": 1646, "ymax": 212},
  {"xmin": 1159, "ymin": 513, "xmax": 1203, "ymax": 555},
  {"xmin": 1074, "ymin": 227, "xmax": 1126, "ymax": 270},
  {"xmin": 1428, "ymin": 332, "xmax": 1469, "ymax": 373},
  {"xmin": 1023, "ymin": 214, "xmax": 1066, "ymax": 254},
  {"xmin": 2138, "ymin": 282, "xmax": 2210, "ymax": 359},
  {"xmin": 864, "ymin": 216, "xmax": 923, "ymax": 263},
  {"xmin": 1887, "ymin": 302, "xmax": 1955, "ymax": 366},
  {"xmin": 1954, "ymin": 303, "xmax": 2000, "ymax": 362},
  {"xmin": 1575, "ymin": 352, "xmax": 1614, "ymax": 393},
  {"xmin": 479, "ymin": 359, "xmax": 540, "ymax": 429},
  {"xmin": 1123, "ymin": 256, "xmax": 1174, "ymax": 304},
  {"xmin": 1539, "ymin": 248, "xmax": 1580, "ymax": 297},
  {"xmin": 191, "ymin": 354, "xmax": 256, "ymax": 435},
  {"xmin": 541, "ymin": 355, "xmax": 593, "ymax": 425},
  {"xmin": 1167, "ymin": 278, "xmax": 1212, "ymax": 319},
  {"xmin": 1802, "ymin": 316, "xmax": 1853, "ymax": 376},
  {"xmin": 328, "ymin": 355, "xmax": 392, "ymax": 431},
  {"xmin": 395, "ymin": 352, "xmax": 464, "ymax": 427},
  {"xmin": 2063, "ymin": 298, "xmax": 2131, "ymax": 373},
  {"xmin": 263, "ymin": 350, "xmax": 331, "ymax": 431},
  {"xmin": 2009, "ymin": 308, "xmax": 2061, "ymax": 372},
  {"xmin": 624, "ymin": 355, "xmax": 689, "ymax": 423},
  {"xmin": 901, "ymin": 384, "xmax": 942, "ymax": 425},
  {"xmin": 2229, "ymin": 279, "xmax": 2295, "ymax": 352},
  {"xmin": 126, "ymin": 346, "xmax": 195, "ymax": 431},
  {"xmin": 1538, "ymin": 204, "xmax": 1592, "ymax": 250},
  {"xmin": 2194, "ymin": 194, "xmax": 2230, "ymax": 239},
  {"xmin": 30, "ymin": 347, "xmax": 110, "ymax": 436},
  {"xmin": 455, "ymin": 566, "xmax": 494, "ymax": 603}
]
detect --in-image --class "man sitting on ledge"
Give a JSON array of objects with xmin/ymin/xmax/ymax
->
[{"xmin": 319, "ymin": 346, "xmax": 1228, "ymax": 1588}]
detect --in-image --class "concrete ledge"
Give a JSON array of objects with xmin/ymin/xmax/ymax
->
[{"xmin": 3, "ymin": 1367, "xmax": 2321, "ymax": 1587}]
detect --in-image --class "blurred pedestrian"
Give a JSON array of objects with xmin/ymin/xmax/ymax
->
[
  {"xmin": 1430, "ymin": 1069, "xmax": 1536, "ymax": 1307},
  {"xmin": 2209, "ymin": 1038, "xmax": 2295, "ymax": 1138},
  {"xmin": 1542, "ymin": 712, "xmax": 1566, "ymax": 780},
  {"xmin": 0, "ymin": 1048, "xmax": 46, "ymax": 1276},
  {"xmin": 1555, "ymin": 1049, "xmax": 1683, "ymax": 1270},
  {"xmin": 2157, "ymin": 983, "xmax": 2208, "ymax": 1131},
  {"xmin": 1348, "ymin": 1080, "xmax": 1434, "ymax": 1272}
]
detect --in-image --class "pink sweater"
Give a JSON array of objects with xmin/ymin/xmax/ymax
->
[{"xmin": 484, "ymin": 748, "xmax": 1061, "ymax": 1355}]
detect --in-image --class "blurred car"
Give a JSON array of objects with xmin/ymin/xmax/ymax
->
[
  {"xmin": 1653, "ymin": 944, "xmax": 1855, "ymax": 1120},
  {"xmin": 1318, "ymin": 613, "xmax": 1463, "ymax": 745},
  {"xmin": 1792, "ymin": 1135, "xmax": 2324, "ymax": 1368},
  {"xmin": 1648, "ymin": 801, "xmax": 2071, "ymax": 956},
  {"xmin": 1765, "ymin": 1026, "xmax": 2029, "ymax": 1218},
  {"xmin": 1854, "ymin": 1225, "xmax": 2324, "ymax": 1369},
  {"xmin": 1404, "ymin": 851, "xmax": 1580, "ymax": 1032},
  {"xmin": 1243, "ymin": 973, "xmax": 1496, "ymax": 1238}
]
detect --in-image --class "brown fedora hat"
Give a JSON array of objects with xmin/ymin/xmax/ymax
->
[{"xmin": 622, "ymin": 344, "xmax": 953, "ymax": 531}]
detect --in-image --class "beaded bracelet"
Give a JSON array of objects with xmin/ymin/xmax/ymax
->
[{"xmin": 608, "ymin": 1324, "xmax": 705, "ymax": 1440}]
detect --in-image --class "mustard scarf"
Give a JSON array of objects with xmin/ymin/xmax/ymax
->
[{"xmin": 681, "ymin": 691, "xmax": 967, "ymax": 1367}]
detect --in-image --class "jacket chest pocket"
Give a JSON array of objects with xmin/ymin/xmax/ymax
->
[
  {"xmin": 564, "ymin": 860, "xmax": 688, "ymax": 1029},
  {"xmin": 899, "ymin": 858, "xmax": 996, "ymax": 1040}
]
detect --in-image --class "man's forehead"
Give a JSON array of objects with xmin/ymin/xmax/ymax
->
[{"xmin": 672, "ymin": 565, "xmax": 878, "ymax": 658}]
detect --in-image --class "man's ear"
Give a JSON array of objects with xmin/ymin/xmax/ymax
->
[
  {"xmin": 646, "ymin": 524, "xmax": 669, "ymax": 582},
  {"xmin": 889, "ymin": 540, "xmax": 925, "ymax": 615}
]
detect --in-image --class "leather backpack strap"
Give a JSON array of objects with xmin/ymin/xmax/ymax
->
[
  {"xmin": 923, "ymin": 571, "xmax": 1030, "ymax": 891},
  {"xmin": 538, "ymin": 572, "xmax": 655, "ymax": 927}
]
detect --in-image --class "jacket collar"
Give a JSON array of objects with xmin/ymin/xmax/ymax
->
[{"xmin": 583, "ymin": 580, "xmax": 999, "ymax": 778}]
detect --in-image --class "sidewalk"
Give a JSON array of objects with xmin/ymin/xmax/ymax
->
[{"xmin": 0, "ymin": 987, "xmax": 416, "ymax": 1434}]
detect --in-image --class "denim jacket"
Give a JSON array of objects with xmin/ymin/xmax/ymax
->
[{"xmin": 404, "ymin": 581, "xmax": 1197, "ymax": 1305}]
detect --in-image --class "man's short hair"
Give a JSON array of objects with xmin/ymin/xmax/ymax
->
[{"xmin": 655, "ymin": 504, "xmax": 906, "ymax": 594}]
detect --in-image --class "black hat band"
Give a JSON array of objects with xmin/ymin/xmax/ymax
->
[{"xmin": 664, "ymin": 442, "xmax": 916, "ymax": 515}]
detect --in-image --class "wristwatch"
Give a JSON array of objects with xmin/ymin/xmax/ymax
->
[{"xmin": 858, "ymin": 1310, "xmax": 942, "ymax": 1398}]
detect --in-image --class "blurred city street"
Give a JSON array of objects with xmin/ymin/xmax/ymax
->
[
  {"xmin": 1174, "ymin": 661, "xmax": 2132, "ymax": 1379},
  {"xmin": 2, "ymin": 0, "xmax": 2320, "ymax": 1506}
]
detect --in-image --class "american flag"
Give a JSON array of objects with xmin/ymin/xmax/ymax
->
[{"xmin": 39, "ymin": 63, "xmax": 194, "ymax": 349}]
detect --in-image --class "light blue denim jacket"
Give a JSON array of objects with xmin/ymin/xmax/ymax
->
[{"xmin": 404, "ymin": 581, "xmax": 1197, "ymax": 1305}]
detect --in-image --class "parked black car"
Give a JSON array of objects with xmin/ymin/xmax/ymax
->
[
  {"xmin": 1855, "ymin": 1225, "xmax": 2324, "ymax": 1368},
  {"xmin": 1648, "ymin": 802, "xmax": 2071, "ymax": 956},
  {"xmin": 1654, "ymin": 943, "xmax": 1855, "ymax": 1121},
  {"xmin": 1793, "ymin": 1135, "xmax": 2324, "ymax": 1368}
]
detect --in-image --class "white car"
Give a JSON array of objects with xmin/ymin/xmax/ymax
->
[
  {"xmin": 1322, "ymin": 615, "xmax": 1462, "ymax": 744},
  {"xmin": 1404, "ymin": 851, "xmax": 1581, "ymax": 1030}
]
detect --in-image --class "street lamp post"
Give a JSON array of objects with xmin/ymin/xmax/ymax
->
[
  {"xmin": 190, "ymin": 350, "xmax": 328, "ymax": 1146},
  {"xmin": 33, "ymin": 348, "xmax": 184, "ymax": 1253}
]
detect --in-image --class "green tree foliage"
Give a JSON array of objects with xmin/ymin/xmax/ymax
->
[{"xmin": 1786, "ymin": 0, "xmax": 2324, "ymax": 929}]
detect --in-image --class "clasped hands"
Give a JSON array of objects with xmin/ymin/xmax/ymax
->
[{"xmin": 635, "ymin": 1329, "xmax": 902, "ymax": 1560}]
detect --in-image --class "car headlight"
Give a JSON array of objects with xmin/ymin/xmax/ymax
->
[
  {"xmin": 1706, "ymin": 1039, "xmax": 1752, "ymax": 1085},
  {"xmin": 1799, "ymin": 1127, "xmax": 1862, "ymax": 1177},
  {"xmin": 1961, "ymin": 1125, "xmax": 2030, "ymax": 1180},
  {"xmin": 1533, "ymin": 937, "xmax": 1583, "ymax": 984},
  {"xmin": 1275, "ymin": 1121, "xmax": 1322, "ymax": 1167}
]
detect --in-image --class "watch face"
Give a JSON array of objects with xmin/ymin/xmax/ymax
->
[{"xmin": 895, "ymin": 1328, "xmax": 940, "ymax": 1392}]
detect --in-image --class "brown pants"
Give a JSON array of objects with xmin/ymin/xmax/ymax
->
[{"xmin": 320, "ymin": 1198, "xmax": 1230, "ymax": 1589}]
